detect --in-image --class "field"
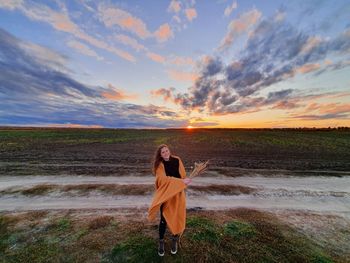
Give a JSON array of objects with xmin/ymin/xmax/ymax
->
[{"xmin": 1, "ymin": 127, "xmax": 350, "ymax": 262}]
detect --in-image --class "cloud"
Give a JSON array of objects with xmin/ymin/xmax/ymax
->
[
  {"xmin": 185, "ymin": 8, "xmax": 197, "ymax": 22},
  {"xmin": 0, "ymin": 28, "xmax": 185, "ymax": 128},
  {"xmin": 167, "ymin": 70, "xmax": 199, "ymax": 82},
  {"xmin": 0, "ymin": 1, "xmax": 135, "ymax": 62},
  {"xmin": 218, "ymin": 8, "xmax": 261, "ymax": 51},
  {"xmin": 157, "ymin": 16, "xmax": 350, "ymax": 116},
  {"xmin": 290, "ymin": 113, "xmax": 349, "ymax": 120},
  {"xmin": 99, "ymin": 4, "xmax": 176, "ymax": 43},
  {"xmin": 168, "ymin": 0, "xmax": 181, "ymax": 13},
  {"xmin": 101, "ymin": 84, "xmax": 138, "ymax": 101},
  {"xmin": 300, "ymin": 36, "xmax": 323, "ymax": 54},
  {"xmin": 154, "ymin": 23, "xmax": 174, "ymax": 42},
  {"xmin": 0, "ymin": 0, "xmax": 23, "ymax": 10},
  {"xmin": 301, "ymin": 102, "xmax": 350, "ymax": 116},
  {"xmin": 17, "ymin": 40, "xmax": 69, "ymax": 73},
  {"xmin": 297, "ymin": 63, "xmax": 321, "ymax": 74},
  {"xmin": 150, "ymin": 87, "xmax": 176, "ymax": 102},
  {"xmin": 169, "ymin": 55, "xmax": 195, "ymax": 66},
  {"xmin": 274, "ymin": 10, "xmax": 285, "ymax": 22},
  {"xmin": 146, "ymin": 52, "xmax": 166, "ymax": 63},
  {"xmin": 114, "ymin": 34, "xmax": 146, "ymax": 51},
  {"xmin": 67, "ymin": 40, "xmax": 103, "ymax": 60},
  {"xmin": 224, "ymin": 1, "xmax": 237, "ymax": 17},
  {"xmin": 200, "ymin": 56, "xmax": 223, "ymax": 76},
  {"xmin": 98, "ymin": 4, "xmax": 151, "ymax": 39}
]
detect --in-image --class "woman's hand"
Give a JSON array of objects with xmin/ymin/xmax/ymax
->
[{"xmin": 183, "ymin": 178, "xmax": 192, "ymax": 185}]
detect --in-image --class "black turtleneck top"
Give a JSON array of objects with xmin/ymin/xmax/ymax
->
[{"xmin": 162, "ymin": 156, "xmax": 181, "ymax": 178}]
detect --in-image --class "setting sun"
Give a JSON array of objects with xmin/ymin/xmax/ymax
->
[{"xmin": 187, "ymin": 125, "xmax": 194, "ymax": 129}]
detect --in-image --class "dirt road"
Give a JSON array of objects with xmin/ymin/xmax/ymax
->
[{"xmin": 1, "ymin": 175, "xmax": 349, "ymax": 218}]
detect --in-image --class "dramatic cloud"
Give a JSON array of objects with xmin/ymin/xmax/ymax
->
[
  {"xmin": 224, "ymin": 1, "xmax": 237, "ymax": 17},
  {"xmin": 151, "ymin": 15, "xmax": 350, "ymax": 117},
  {"xmin": 0, "ymin": 1, "xmax": 135, "ymax": 62},
  {"xmin": 0, "ymin": 28, "xmax": 185, "ymax": 128}
]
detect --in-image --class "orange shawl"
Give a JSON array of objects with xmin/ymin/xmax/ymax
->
[{"xmin": 148, "ymin": 156, "xmax": 187, "ymax": 235}]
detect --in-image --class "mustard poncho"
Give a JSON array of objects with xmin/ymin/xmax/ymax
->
[{"xmin": 148, "ymin": 156, "xmax": 187, "ymax": 235}]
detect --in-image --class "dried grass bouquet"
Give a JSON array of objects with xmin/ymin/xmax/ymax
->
[{"xmin": 189, "ymin": 160, "xmax": 210, "ymax": 178}]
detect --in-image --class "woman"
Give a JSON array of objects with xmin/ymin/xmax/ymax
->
[{"xmin": 148, "ymin": 144, "xmax": 191, "ymax": 256}]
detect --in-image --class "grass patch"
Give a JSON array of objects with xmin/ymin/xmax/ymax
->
[
  {"xmin": 103, "ymin": 234, "xmax": 160, "ymax": 263},
  {"xmin": 48, "ymin": 217, "xmax": 71, "ymax": 232},
  {"xmin": 1, "ymin": 184, "xmax": 153, "ymax": 197},
  {"xmin": 0, "ymin": 209, "xmax": 339, "ymax": 263},
  {"xmin": 190, "ymin": 184, "xmax": 256, "ymax": 195},
  {"xmin": 4, "ymin": 237, "xmax": 60, "ymax": 263},
  {"xmin": 224, "ymin": 219, "xmax": 257, "ymax": 239},
  {"xmin": 0, "ymin": 216, "xmax": 11, "ymax": 254},
  {"xmin": 186, "ymin": 216, "xmax": 220, "ymax": 244},
  {"xmin": 88, "ymin": 216, "xmax": 114, "ymax": 230},
  {"xmin": 21, "ymin": 184, "xmax": 55, "ymax": 196}
]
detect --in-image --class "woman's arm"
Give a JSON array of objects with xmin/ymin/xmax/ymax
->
[{"xmin": 178, "ymin": 157, "xmax": 192, "ymax": 185}]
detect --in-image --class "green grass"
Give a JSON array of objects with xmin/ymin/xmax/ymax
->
[
  {"xmin": 186, "ymin": 216, "xmax": 220, "ymax": 244},
  {"xmin": 103, "ymin": 234, "xmax": 160, "ymax": 263},
  {"xmin": 223, "ymin": 220, "xmax": 257, "ymax": 239},
  {"xmin": 0, "ymin": 209, "xmax": 340, "ymax": 263}
]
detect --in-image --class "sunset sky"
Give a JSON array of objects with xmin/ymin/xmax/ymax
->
[{"xmin": 0, "ymin": 0, "xmax": 349, "ymax": 128}]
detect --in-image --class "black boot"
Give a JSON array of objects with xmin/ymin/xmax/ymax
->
[
  {"xmin": 158, "ymin": 239, "xmax": 165, "ymax": 256},
  {"xmin": 170, "ymin": 235, "xmax": 179, "ymax": 254}
]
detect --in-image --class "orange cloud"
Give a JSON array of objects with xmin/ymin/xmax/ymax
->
[
  {"xmin": 147, "ymin": 52, "xmax": 166, "ymax": 63},
  {"xmin": 168, "ymin": 69, "xmax": 199, "ymax": 82},
  {"xmin": 185, "ymin": 8, "xmax": 197, "ymax": 21},
  {"xmin": 297, "ymin": 63, "xmax": 321, "ymax": 74},
  {"xmin": 1, "ymin": 1, "xmax": 135, "ymax": 62},
  {"xmin": 98, "ymin": 6, "xmax": 151, "ymax": 39},
  {"xmin": 301, "ymin": 36, "xmax": 322, "ymax": 54},
  {"xmin": 101, "ymin": 84, "xmax": 137, "ymax": 101},
  {"xmin": 150, "ymin": 88, "xmax": 174, "ymax": 102},
  {"xmin": 170, "ymin": 55, "xmax": 195, "ymax": 66},
  {"xmin": 168, "ymin": 0, "xmax": 181, "ymax": 13},
  {"xmin": 114, "ymin": 34, "xmax": 146, "ymax": 51},
  {"xmin": 154, "ymin": 23, "xmax": 174, "ymax": 42},
  {"xmin": 219, "ymin": 8, "xmax": 261, "ymax": 51},
  {"xmin": 318, "ymin": 103, "xmax": 350, "ymax": 115}
]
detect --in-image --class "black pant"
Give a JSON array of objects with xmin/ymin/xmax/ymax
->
[{"xmin": 159, "ymin": 204, "xmax": 167, "ymax": 239}]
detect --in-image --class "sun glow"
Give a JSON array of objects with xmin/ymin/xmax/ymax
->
[{"xmin": 187, "ymin": 125, "xmax": 194, "ymax": 129}]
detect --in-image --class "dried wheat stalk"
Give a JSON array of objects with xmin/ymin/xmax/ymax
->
[{"xmin": 189, "ymin": 160, "xmax": 209, "ymax": 178}]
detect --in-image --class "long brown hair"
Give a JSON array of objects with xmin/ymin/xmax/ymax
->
[{"xmin": 152, "ymin": 144, "xmax": 169, "ymax": 175}]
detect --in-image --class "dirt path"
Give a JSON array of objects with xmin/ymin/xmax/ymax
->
[{"xmin": 1, "ymin": 175, "xmax": 349, "ymax": 218}]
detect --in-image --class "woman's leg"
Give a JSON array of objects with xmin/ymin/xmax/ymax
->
[
  {"xmin": 159, "ymin": 204, "xmax": 167, "ymax": 239},
  {"xmin": 158, "ymin": 204, "xmax": 166, "ymax": 256}
]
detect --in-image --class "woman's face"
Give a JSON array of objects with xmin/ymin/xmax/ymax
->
[{"xmin": 160, "ymin": 146, "xmax": 170, "ymax": 161}]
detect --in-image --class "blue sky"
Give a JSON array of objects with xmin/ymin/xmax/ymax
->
[{"xmin": 0, "ymin": 0, "xmax": 349, "ymax": 128}]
